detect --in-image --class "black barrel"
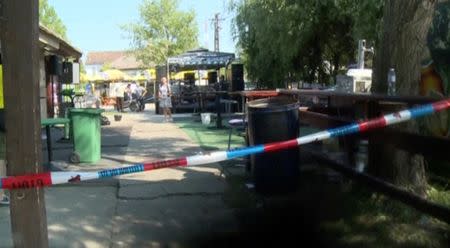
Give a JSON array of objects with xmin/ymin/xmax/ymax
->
[{"xmin": 247, "ymin": 97, "xmax": 300, "ymax": 194}]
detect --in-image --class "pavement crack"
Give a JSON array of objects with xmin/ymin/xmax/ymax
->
[{"xmin": 117, "ymin": 192, "xmax": 224, "ymax": 201}]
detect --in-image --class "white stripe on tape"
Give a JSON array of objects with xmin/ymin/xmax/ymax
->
[
  {"xmin": 297, "ymin": 131, "xmax": 331, "ymax": 145},
  {"xmin": 186, "ymin": 151, "xmax": 228, "ymax": 166},
  {"xmin": 51, "ymin": 172, "xmax": 99, "ymax": 185},
  {"xmin": 384, "ymin": 110, "xmax": 411, "ymax": 126}
]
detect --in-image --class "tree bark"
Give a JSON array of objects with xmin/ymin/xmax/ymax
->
[
  {"xmin": 1, "ymin": 0, "xmax": 49, "ymax": 246},
  {"xmin": 371, "ymin": 0, "xmax": 437, "ymax": 197}
]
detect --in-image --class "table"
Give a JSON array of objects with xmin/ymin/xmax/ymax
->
[
  {"xmin": 220, "ymin": 99, "xmax": 238, "ymax": 113},
  {"xmin": 41, "ymin": 118, "xmax": 70, "ymax": 162},
  {"xmin": 232, "ymin": 90, "xmax": 280, "ymax": 113}
]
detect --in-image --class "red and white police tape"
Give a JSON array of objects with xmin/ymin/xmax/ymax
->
[{"xmin": 1, "ymin": 99, "xmax": 449, "ymax": 190}]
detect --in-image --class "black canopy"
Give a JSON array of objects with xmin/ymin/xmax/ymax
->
[{"xmin": 168, "ymin": 48, "xmax": 235, "ymax": 72}]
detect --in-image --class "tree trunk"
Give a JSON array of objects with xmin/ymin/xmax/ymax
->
[{"xmin": 371, "ymin": 0, "xmax": 437, "ymax": 197}]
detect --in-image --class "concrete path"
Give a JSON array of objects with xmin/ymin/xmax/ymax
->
[
  {"xmin": 0, "ymin": 106, "xmax": 238, "ymax": 248},
  {"xmin": 111, "ymin": 111, "xmax": 237, "ymax": 248}
]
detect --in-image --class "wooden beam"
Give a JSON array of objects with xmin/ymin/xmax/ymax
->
[
  {"xmin": 369, "ymin": 129, "xmax": 450, "ymax": 162},
  {"xmin": 299, "ymin": 110, "xmax": 352, "ymax": 129},
  {"xmin": 0, "ymin": 0, "xmax": 49, "ymax": 247},
  {"xmin": 278, "ymin": 89, "xmax": 441, "ymax": 105},
  {"xmin": 302, "ymin": 146, "xmax": 450, "ymax": 224},
  {"xmin": 300, "ymin": 110, "xmax": 450, "ymax": 162}
]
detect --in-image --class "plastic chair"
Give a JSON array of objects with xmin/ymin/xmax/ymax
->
[{"xmin": 227, "ymin": 118, "xmax": 247, "ymax": 150}]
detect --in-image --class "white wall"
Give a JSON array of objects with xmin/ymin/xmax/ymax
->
[{"xmin": 86, "ymin": 64, "xmax": 102, "ymax": 76}]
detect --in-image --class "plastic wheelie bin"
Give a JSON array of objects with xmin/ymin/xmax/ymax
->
[{"xmin": 69, "ymin": 108, "xmax": 104, "ymax": 163}]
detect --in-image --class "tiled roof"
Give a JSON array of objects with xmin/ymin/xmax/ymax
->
[
  {"xmin": 85, "ymin": 51, "xmax": 146, "ymax": 70},
  {"xmin": 110, "ymin": 54, "xmax": 142, "ymax": 70},
  {"xmin": 85, "ymin": 51, "xmax": 125, "ymax": 65}
]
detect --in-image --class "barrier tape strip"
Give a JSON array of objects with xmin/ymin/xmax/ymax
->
[{"xmin": 1, "ymin": 99, "xmax": 449, "ymax": 190}]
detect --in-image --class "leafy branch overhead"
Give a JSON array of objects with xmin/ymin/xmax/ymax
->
[
  {"xmin": 122, "ymin": 0, "xmax": 199, "ymax": 66},
  {"xmin": 39, "ymin": 0, "xmax": 68, "ymax": 39}
]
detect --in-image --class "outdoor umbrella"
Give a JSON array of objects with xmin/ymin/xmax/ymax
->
[
  {"xmin": 102, "ymin": 69, "xmax": 127, "ymax": 81},
  {"xmin": 88, "ymin": 74, "xmax": 106, "ymax": 83}
]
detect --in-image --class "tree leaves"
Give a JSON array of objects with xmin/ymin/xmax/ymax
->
[
  {"xmin": 39, "ymin": 0, "xmax": 68, "ymax": 39},
  {"xmin": 232, "ymin": 0, "xmax": 383, "ymax": 88},
  {"xmin": 122, "ymin": 0, "xmax": 199, "ymax": 66}
]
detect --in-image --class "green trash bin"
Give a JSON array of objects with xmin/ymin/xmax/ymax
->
[{"xmin": 69, "ymin": 108, "xmax": 104, "ymax": 163}]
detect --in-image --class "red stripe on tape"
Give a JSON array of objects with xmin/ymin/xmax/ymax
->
[
  {"xmin": 143, "ymin": 158, "xmax": 188, "ymax": 171},
  {"xmin": 432, "ymin": 99, "xmax": 450, "ymax": 112},
  {"xmin": 2, "ymin": 172, "xmax": 52, "ymax": 190},
  {"xmin": 264, "ymin": 139, "xmax": 299, "ymax": 152},
  {"xmin": 359, "ymin": 117, "xmax": 387, "ymax": 132}
]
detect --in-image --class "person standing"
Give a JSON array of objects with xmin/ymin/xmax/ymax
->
[
  {"xmin": 130, "ymin": 81, "xmax": 138, "ymax": 98},
  {"xmin": 124, "ymin": 84, "xmax": 132, "ymax": 102},
  {"xmin": 136, "ymin": 83, "xmax": 147, "ymax": 111},
  {"xmin": 159, "ymin": 77, "xmax": 173, "ymax": 122},
  {"xmin": 115, "ymin": 83, "xmax": 125, "ymax": 112}
]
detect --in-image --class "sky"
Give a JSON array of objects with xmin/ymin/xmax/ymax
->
[{"xmin": 48, "ymin": 0, "xmax": 236, "ymax": 60}]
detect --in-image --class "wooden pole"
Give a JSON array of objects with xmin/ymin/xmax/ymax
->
[{"xmin": 0, "ymin": 0, "xmax": 49, "ymax": 247}]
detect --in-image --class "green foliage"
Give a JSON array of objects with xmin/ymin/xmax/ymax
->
[
  {"xmin": 232, "ymin": 0, "xmax": 383, "ymax": 88},
  {"xmin": 428, "ymin": 186, "xmax": 450, "ymax": 208},
  {"xmin": 79, "ymin": 61, "xmax": 86, "ymax": 74},
  {"xmin": 123, "ymin": 0, "xmax": 199, "ymax": 66},
  {"xmin": 39, "ymin": 0, "xmax": 67, "ymax": 39},
  {"xmin": 428, "ymin": 1, "xmax": 450, "ymax": 86},
  {"xmin": 100, "ymin": 63, "xmax": 112, "ymax": 72}
]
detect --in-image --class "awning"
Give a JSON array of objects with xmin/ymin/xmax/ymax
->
[
  {"xmin": 167, "ymin": 48, "xmax": 235, "ymax": 72},
  {"xmin": 102, "ymin": 69, "xmax": 128, "ymax": 81}
]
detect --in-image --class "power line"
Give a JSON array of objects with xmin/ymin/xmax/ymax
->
[{"xmin": 210, "ymin": 13, "xmax": 225, "ymax": 52}]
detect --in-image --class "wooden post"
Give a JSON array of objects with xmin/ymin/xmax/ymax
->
[{"xmin": 0, "ymin": 0, "xmax": 49, "ymax": 247}]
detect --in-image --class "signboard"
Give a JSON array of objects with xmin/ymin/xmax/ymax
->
[{"xmin": 72, "ymin": 62, "xmax": 80, "ymax": 84}]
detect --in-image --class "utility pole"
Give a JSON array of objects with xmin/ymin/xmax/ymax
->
[
  {"xmin": 212, "ymin": 13, "xmax": 224, "ymax": 52},
  {"xmin": 204, "ymin": 19, "xmax": 209, "ymax": 49},
  {"xmin": 0, "ymin": 0, "xmax": 49, "ymax": 247}
]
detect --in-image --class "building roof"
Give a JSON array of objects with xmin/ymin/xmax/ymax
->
[
  {"xmin": 39, "ymin": 24, "xmax": 82, "ymax": 59},
  {"xmin": 85, "ymin": 51, "xmax": 124, "ymax": 65},
  {"xmin": 85, "ymin": 51, "xmax": 146, "ymax": 70},
  {"xmin": 168, "ymin": 48, "xmax": 235, "ymax": 71},
  {"xmin": 110, "ymin": 53, "xmax": 142, "ymax": 70}
]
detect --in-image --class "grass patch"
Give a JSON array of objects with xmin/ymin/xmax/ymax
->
[
  {"xmin": 176, "ymin": 119, "xmax": 320, "ymax": 151},
  {"xmin": 175, "ymin": 118, "xmax": 246, "ymax": 150},
  {"xmin": 315, "ymin": 182, "xmax": 450, "ymax": 248},
  {"xmin": 176, "ymin": 119, "xmax": 449, "ymax": 247},
  {"xmin": 428, "ymin": 186, "xmax": 450, "ymax": 208},
  {"xmin": 175, "ymin": 117, "xmax": 257, "ymax": 208}
]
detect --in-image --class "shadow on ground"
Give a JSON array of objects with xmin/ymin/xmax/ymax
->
[
  {"xmin": 46, "ymin": 164, "xmax": 238, "ymax": 248},
  {"xmin": 41, "ymin": 124, "xmax": 131, "ymax": 164}
]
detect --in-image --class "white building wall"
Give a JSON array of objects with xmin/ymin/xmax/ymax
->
[{"xmin": 86, "ymin": 64, "xmax": 102, "ymax": 76}]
